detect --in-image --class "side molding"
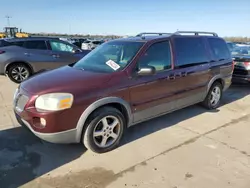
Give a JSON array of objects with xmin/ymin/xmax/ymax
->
[{"xmin": 75, "ymin": 97, "xmax": 132, "ymax": 142}]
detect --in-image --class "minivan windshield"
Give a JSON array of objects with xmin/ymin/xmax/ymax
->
[{"xmin": 73, "ymin": 41, "xmax": 145, "ymax": 73}]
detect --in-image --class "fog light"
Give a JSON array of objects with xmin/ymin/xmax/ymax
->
[
  {"xmin": 33, "ymin": 117, "xmax": 46, "ymax": 128},
  {"xmin": 40, "ymin": 118, "xmax": 46, "ymax": 126}
]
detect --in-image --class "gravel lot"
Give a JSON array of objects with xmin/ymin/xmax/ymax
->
[{"xmin": 0, "ymin": 76, "xmax": 250, "ymax": 188}]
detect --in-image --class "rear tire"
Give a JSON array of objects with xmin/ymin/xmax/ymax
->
[
  {"xmin": 7, "ymin": 63, "xmax": 31, "ymax": 83},
  {"xmin": 202, "ymin": 82, "xmax": 223, "ymax": 110},
  {"xmin": 82, "ymin": 107, "xmax": 126, "ymax": 153}
]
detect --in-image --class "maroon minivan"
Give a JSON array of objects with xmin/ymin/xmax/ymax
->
[{"xmin": 14, "ymin": 31, "xmax": 233, "ymax": 153}]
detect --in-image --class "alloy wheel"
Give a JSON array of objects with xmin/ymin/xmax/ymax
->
[
  {"xmin": 210, "ymin": 86, "xmax": 221, "ymax": 106},
  {"xmin": 93, "ymin": 115, "xmax": 121, "ymax": 148},
  {"xmin": 11, "ymin": 66, "xmax": 29, "ymax": 82}
]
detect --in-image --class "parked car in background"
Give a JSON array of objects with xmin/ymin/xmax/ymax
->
[
  {"xmin": 0, "ymin": 37, "xmax": 90, "ymax": 83},
  {"xmin": 235, "ymin": 42, "xmax": 250, "ymax": 48},
  {"xmin": 72, "ymin": 38, "xmax": 87, "ymax": 48},
  {"xmin": 81, "ymin": 39, "xmax": 104, "ymax": 50},
  {"xmin": 59, "ymin": 37, "xmax": 75, "ymax": 44},
  {"xmin": 231, "ymin": 47, "xmax": 250, "ymax": 83},
  {"xmin": 14, "ymin": 31, "xmax": 233, "ymax": 153},
  {"xmin": 226, "ymin": 41, "xmax": 237, "ymax": 52}
]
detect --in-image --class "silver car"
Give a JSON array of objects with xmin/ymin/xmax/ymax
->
[{"xmin": 0, "ymin": 37, "xmax": 90, "ymax": 83}]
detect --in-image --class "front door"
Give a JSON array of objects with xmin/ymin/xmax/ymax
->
[
  {"xmin": 19, "ymin": 40, "xmax": 62, "ymax": 72},
  {"xmin": 48, "ymin": 40, "xmax": 81, "ymax": 68},
  {"xmin": 128, "ymin": 40, "xmax": 179, "ymax": 123}
]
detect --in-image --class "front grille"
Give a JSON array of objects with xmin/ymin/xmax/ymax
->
[{"xmin": 15, "ymin": 94, "xmax": 29, "ymax": 112}]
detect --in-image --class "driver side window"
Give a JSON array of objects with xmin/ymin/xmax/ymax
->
[
  {"xmin": 50, "ymin": 41, "xmax": 75, "ymax": 53},
  {"xmin": 137, "ymin": 41, "xmax": 172, "ymax": 72}
]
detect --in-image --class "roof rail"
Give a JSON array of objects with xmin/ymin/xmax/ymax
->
[
  {"xmin": 136, "ymin": 32, "xmax": 172, "ymax": 37},
  {"xmin": 173, "ymin": 31, "xmax": 218, "ymax": 37}
]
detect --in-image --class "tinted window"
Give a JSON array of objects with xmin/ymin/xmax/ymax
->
[
  {"xmin": 0, "ymin": 40, "xmax": 10, "ymax": 47},
  {"xmin": 174, "ymin": 37, "xmax": 208, "ymax": 67},
  {"xmin": 11, "ymin": 41, "xmax": 25, "ymax": 47},
  {"xmin": 49, "ymin": 41, "xmax": 75, "ymax": 53},
  {"xmin": 138, "ymin": 41, "xmax": 172, "ymax": 72},
  {"xmin": 208, "ymin": 38, "xmax": 231, "ymax": 60},
  {"xmin": 24, "ymin": 40, "xmax": 47, "ymax": 50}
]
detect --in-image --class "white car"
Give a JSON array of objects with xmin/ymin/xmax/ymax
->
[{"xmin": 81, "ymin": 40, "xmax": 104, "ymax": 50}]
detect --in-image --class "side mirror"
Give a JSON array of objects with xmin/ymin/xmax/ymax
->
[{"xmin": 137, "ymin": 67, "xmax": 156, "ymax": 76}]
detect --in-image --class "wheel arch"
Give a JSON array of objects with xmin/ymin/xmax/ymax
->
[
  {"xmin": 207, "ymin": 75, "xmax": 225, "ymax": 93},
  {"xmin": 5, "ymin": 61, "xmax": 34, "ymax": 74},
  {"xmin": 75, "ymin": 97, "xmax": 132, "ymax": 143}
]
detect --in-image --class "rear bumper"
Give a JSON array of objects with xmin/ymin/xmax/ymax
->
[
  {"xmin": 15, "ymin": 112, "xmax": 78, "ymax": 144},
  {"xmin": 232, "ymin": 74, "xmax": 250, "ymax": 83},
  {"xmin": 223, "ymin": 75, "xmax": 232, "ymax": 91}
]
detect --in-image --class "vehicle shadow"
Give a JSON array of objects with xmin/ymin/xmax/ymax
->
[
  {"xmin": 0, "ymin": 127, "xmax": 85, "ymax": 188},
  {"xmin": 121, "ymin": 84, "xmax": 250, "ymax": 146}
]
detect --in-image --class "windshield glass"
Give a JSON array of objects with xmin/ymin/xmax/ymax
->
[
  {"xmin": 232, "ymin": 46, "xmax": 250, "ymax": 56},
  {"xmin": 73, "ymin": 41, "xmax": 145, "ymax": 73}
]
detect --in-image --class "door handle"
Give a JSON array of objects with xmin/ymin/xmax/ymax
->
[
  {"xmin": 174, "ymin": 72, "xmax": 187, "ymax": 78},
  {"xmin": 52, "ymin": 54, "xmax": 60, "ymax": 58},
  {"xmin": 24, "ymin": 52, "xmax": 30, "ymax": 56},
  {"xmin": 168, "ymin": 75, "xmax": 176, "ymax": 80},
  {"xmin": 180, "ymin": 72, "xmax": 187, "ymax": 77}
]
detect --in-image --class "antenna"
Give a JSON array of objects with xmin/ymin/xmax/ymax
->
[{"xmin": 5, "ymin": 15, "xmax": 12, "ymax": 27}]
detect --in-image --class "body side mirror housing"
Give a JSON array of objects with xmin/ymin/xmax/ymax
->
[{"xmin": 137, "ymin": 66, "xmax": 156, "ymax": 76}]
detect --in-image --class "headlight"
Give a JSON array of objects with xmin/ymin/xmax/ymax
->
[{"xmin": 35, "ymin": 93, "xmax": 74, "ymax": 111}]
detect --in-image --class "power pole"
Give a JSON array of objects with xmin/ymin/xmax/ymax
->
[{"xmin": 5, "ymin": 15, "xmax": 12, "ymax": 27}]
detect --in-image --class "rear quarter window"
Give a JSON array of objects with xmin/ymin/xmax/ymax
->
[
  {"xmin": 0, "ymin": 40, "xmax": 9, "ymax": 47},
  {"xmin": 174, "ymin": 37, "xmax": 209, "ymax": 68},
  {"xmin": 208, "ymin": 38, "xmax": 231, "ymax": 60},
  {"xmin": 24, "ymin": 40, "xmax": 48, "ymax": 50},
  {"xmin": 10, "ymin": 41, "xmax": 25, "ymax": 47}
]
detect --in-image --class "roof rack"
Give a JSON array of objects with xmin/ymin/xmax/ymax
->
[
  {"xmin": 173, "ymin": 31, "xmax": 218, "ymax": 37},
  {"xmin": 136, "ymin": 32, "xmax": 172, "ymax": 37}
]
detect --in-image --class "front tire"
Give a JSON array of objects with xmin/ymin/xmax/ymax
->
[
  {"xmin": 83, "ymin": 107, "xmax": 126, "ymax": 153},
  {"xmin": 7, "ymin": 63, "xmax": 31, "ymax": 83},
  {"xmin": 202, "ymin": 82, "xmax": 223, "ymax": 110}
]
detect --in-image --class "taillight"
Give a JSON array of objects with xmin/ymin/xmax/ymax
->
[
  {"xmin": 243, "ymin": 62, "xmax": 250, "ymax": 66},
  {"xmin": 232, "ymin": 60, "xmax": 235, "ymax": 71},
  {"xmin": 0, "ymin": 50, "xmax": 5, "ymax": 54},
  {"xmin": 244, "ymin": 62, "xmax": 250, "ymax": 70}
]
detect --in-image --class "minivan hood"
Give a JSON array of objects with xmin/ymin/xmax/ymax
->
[{"xmin": 21, "ymin": 66, "xmax": 112, "ymax": 95}]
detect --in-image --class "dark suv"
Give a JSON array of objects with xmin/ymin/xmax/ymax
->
[
  {"xmin": 14, "ymin": 31, "xmax": 233, "ymax": 153},
  {"xmin": 0, "ymin": 37, "xmax": 90, "ymax": 83}
]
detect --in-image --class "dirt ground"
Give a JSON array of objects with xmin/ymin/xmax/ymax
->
[{"xmin": 0, "ymin": 76, "xmax": 250, "ymax": 188}]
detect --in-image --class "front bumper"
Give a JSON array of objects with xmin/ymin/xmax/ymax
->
[{"xmin": 15, "ymin": 112, "xmax": 78, "ymax": 144}]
